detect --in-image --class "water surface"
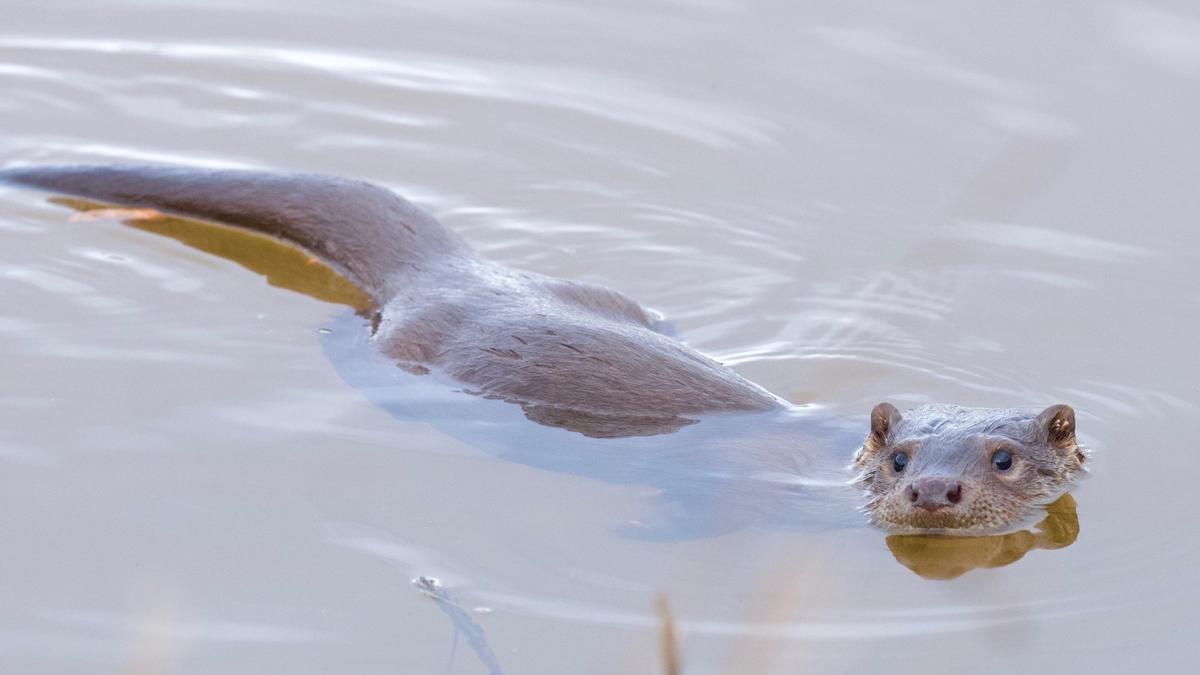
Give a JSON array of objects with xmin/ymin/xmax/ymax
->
[{"xmin": 1, "ymin": 1, "xmax": 1198, "ymax": 673}]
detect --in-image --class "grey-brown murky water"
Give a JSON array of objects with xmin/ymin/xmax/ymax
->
[{"xmin": 2, "ymin": 2, "xmax": 1198, "ymax": 673}]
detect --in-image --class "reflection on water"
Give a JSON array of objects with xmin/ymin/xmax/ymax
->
[
  {"xmin": 887, "ymin": 494, "xmax": 1080, "ymax": 580},
  {"xmin": 413, "ymin": 576, "xmax": 504, "ymax": 675},
  {"xmin": 52, "ymin": 197, "xmax": 373, "ymax": 311}
]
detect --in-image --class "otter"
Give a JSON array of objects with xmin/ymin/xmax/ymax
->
[
  {"xmin": 855, "ymin": 402, "xmax": 1086, "ymax": 533},
  {"xmin": 0, "ymin": 164, "xmax": 1087, "ymax": 534}
]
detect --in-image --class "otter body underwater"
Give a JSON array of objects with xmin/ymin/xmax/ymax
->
[{"xmin": 0, "ymin": 164, "xmax": 1087, "ymax": 534}]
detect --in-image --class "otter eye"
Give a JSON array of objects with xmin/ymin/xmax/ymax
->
[
  {"xmin": 992, "ymin": 449, "xmax": 1013, "ymax": 471},
  {"xmin": 892, "ymin": 452, "xmax": 908, "ymax": 473}
]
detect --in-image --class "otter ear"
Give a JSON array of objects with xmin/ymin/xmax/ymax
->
[
  {"xmin": 867, "ymin": 402, "xmax": 902, "ymax": 450},
  {"xmin": 1036, "ymin": 404, "xmax": 1076, "ymax": 450},
  {"xmin": 857, "ymin": 402, "xmax": 902, "ymax": 464}
]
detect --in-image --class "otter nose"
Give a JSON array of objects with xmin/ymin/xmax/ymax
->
[{"xmin": 907, "ymin": 477, "xmax": 964, "ymax": 511}]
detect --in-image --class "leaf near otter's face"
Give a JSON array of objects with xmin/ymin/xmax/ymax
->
[{"xmin": 855, "ymin": 403, "xmax": 1087, "ymax": 534}]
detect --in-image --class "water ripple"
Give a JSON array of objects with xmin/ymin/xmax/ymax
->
[{"xmin": 0, "ymin": 35, "xmax": 773, "ymax": 149}]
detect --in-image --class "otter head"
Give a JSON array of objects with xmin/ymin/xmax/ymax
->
[{"xmin": 854, "ymin": 402, "xmax": 1086, "ymax": 534}]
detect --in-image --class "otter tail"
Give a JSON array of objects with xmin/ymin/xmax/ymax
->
[{"xmin": 0, "ymin": 164, "xmax": 472, "ymax": 303}]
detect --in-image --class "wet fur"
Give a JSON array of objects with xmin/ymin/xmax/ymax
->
[
  {"xmin": 0, "ymin": 164, "xmax": 1086, "ymax": 531},
  {"xmin": 854, "ymin": 404, "xmax": 1086, "ymax": 533},
  {"xmin": 0, "ymin": 164, "xmax": 782, "ymax": 437}
]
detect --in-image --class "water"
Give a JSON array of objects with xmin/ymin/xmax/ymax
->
[{"xmin": 1, "ymin": 1, "xmax": 1198, "ymax": 672}]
